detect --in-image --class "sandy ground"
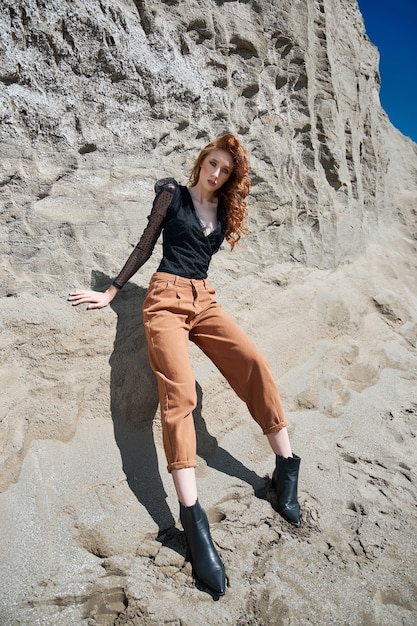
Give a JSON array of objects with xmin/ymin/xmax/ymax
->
[{"xmin": 1, "ymin": 209, "xmax": 417, "ymax": 625}]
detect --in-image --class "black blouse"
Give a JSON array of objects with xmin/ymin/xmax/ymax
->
[{"xmin": 112, "ymin": 179, "xmax": 226, "ymax": 288}]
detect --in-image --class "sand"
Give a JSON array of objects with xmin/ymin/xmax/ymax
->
[{"xmin": 1, "ymin": 199, "xmax": 417, "ymax": 624}]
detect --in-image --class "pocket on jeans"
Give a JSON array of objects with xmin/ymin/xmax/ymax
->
[
  {"xmin": 143, "ymin": 281, "xmax": 179, "ymax": 315},
  {"xmin": 151, "ymin": 280, "xmax": 172, "ymax": 297}
]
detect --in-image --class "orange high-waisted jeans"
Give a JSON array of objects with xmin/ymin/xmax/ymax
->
[{"xmin": 142, "ymin": 272, "xmax": 288, "ymax": 472}]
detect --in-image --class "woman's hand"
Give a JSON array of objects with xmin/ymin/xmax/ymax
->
[{"xmin": 67, "ymin": 285, "xmax": 118, "ymax": 310}]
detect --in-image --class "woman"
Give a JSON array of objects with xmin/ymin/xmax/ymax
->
[{"xmin": 68, "ymin": 133, "xmax": 301, "ymax": 597}]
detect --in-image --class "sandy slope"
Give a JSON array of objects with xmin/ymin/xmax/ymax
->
[{"xmin": 1, "ymin": 207, "xmax": 416, "ymax": 624}]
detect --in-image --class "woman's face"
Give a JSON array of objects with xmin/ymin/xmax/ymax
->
[{"xmin": 199, "ymin": 148, "xmax": 233, "ymax": 193}]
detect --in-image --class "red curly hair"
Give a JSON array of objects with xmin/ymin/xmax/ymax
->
[{"xmin": 189, "ymin": 133, "xmax": 251, "ymax": 249}]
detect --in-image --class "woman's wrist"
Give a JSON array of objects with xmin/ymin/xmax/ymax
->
[{"xmin": 105, "ymin": 285, "xmax": 119, "ymax": 301}]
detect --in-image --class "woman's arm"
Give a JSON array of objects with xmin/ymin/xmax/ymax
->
[
  {"xmin": 111, "ymin": 186, "xmax": 174, "ymax": 288},
  {"xmin": 67, "ymin": 180, "xmax": 177, "ymax": 309}
]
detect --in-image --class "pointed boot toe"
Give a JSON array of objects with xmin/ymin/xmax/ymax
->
[
  {"xmin": 277, "ymin": 501, "xmax": 301, "ymax": 527},
  {"xmin": 180, "ymin": 499, "xmax": 226, "ymax": 596},
  {"xmin": 198, "ymin": 559, "xmax": 226, "ymax": 596}
]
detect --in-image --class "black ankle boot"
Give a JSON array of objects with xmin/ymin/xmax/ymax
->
[
  {"xmin": 180, "ymin": 499, "xmax": 226, "ymax": 596},
  {"xmin": 271, "ymin": 454, "xmax": 301, "ymax": 527}
]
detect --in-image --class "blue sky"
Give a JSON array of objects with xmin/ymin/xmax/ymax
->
[{"xmin": 357, "ymin": 0, "xmax": 417, "ymax": 143}]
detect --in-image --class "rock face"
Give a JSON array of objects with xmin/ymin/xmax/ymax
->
[
  {"xmin": 2, "ymin": 0, "xmax": 416, "ymax": 286},
  {"xmin": 1, "ymin": 1, "xmax": 417, "ymax": 625}
]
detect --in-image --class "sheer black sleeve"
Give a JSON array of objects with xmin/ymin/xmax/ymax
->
[{"xmin": 112, "ymin": 179, "xmax": 176, "ymax": 289}]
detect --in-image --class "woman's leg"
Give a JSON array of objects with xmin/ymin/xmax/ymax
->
[
  {"xmin": 190, "ymin": 301, "xmax": 288, "ymax": 435},
  {"xmin": 190, "ymin": 299, "xmax": 301, "ymax": 526},
  {"xmin": 143, "ymin": 293, "xmax": 198, "ymax": 472},
  {"xmin": 145, "ymin": 321, "xmax": 226, "ymax": 593},
  {"xmin": 267, "ymin": 426, "xmax": 293, "ymax": 458},
  {"xmin": 143, "ymin": 276, "xmax": 226, "ymax": 593},
  {"xmin": 172, "ymin": 467, "xmax": 198, "ymax": 506}
]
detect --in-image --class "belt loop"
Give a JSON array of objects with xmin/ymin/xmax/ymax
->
[{"xmin": 190, "ymin": 280, "xmax": 197, "ymax": 302}]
